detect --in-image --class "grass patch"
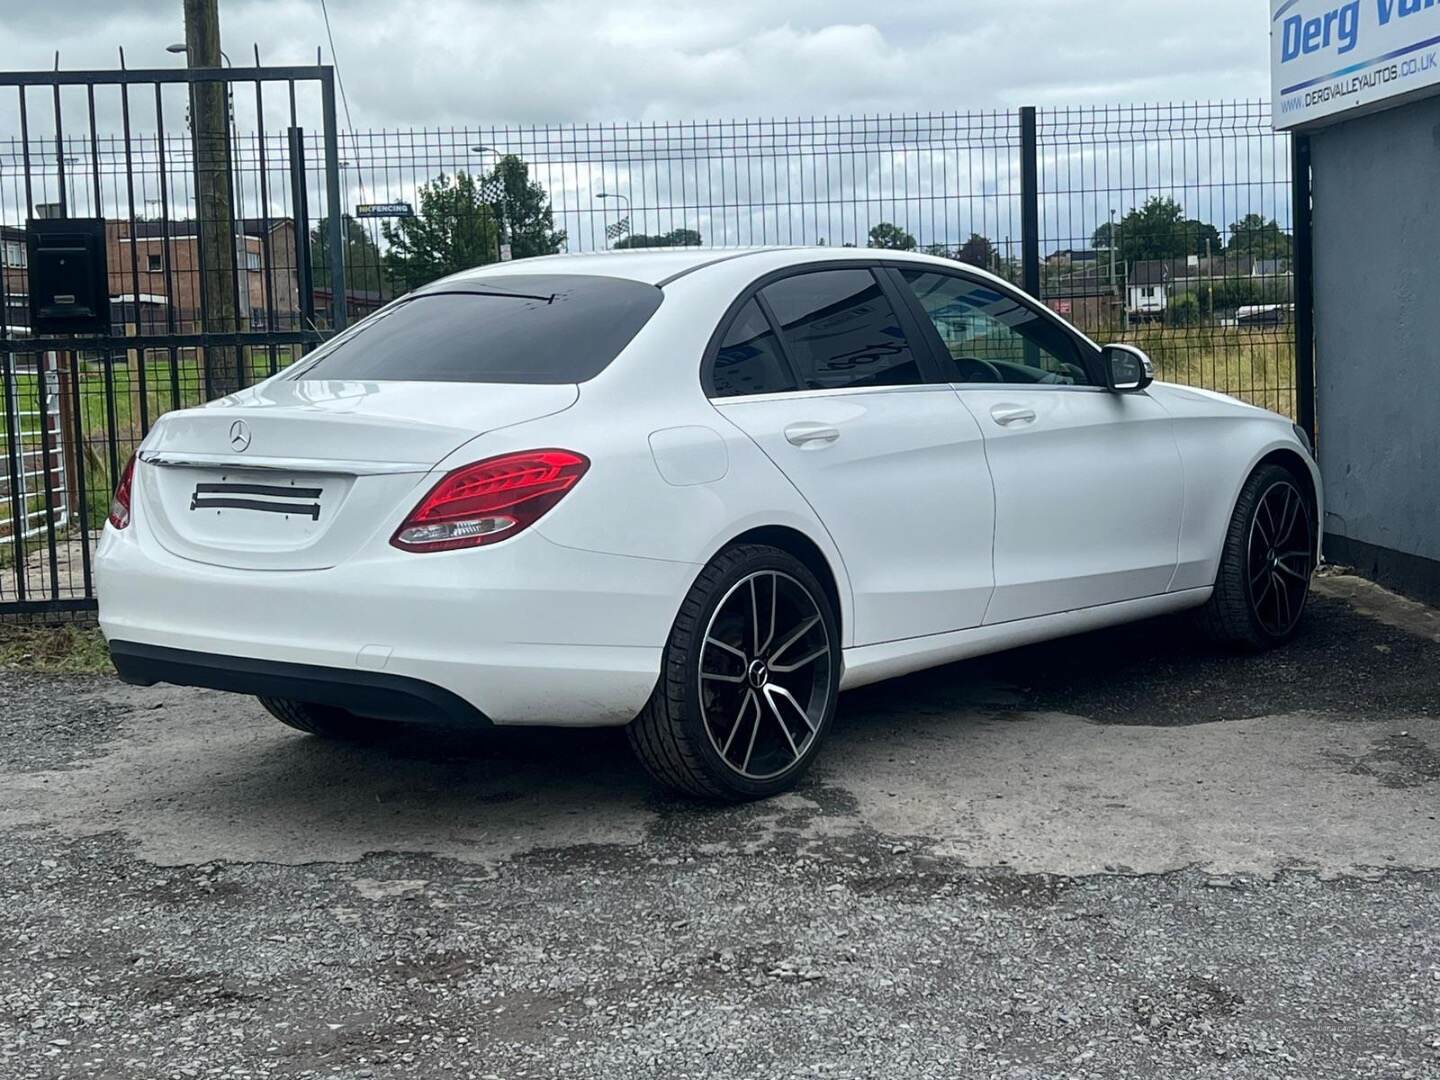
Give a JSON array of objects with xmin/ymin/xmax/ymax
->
[
  {"xmin": 1, "ymin": 346, "xmax": 299, "ymax": 441},
  {"xmin": 0, "ymin": 622, "xmax": 113, "ymax": 674},
  {"xmin": 1110, "ymin": 326, "xmax": 1298, "ymax": 418},
  {"xmin": 2, "ymin": 347, "xmax": 302, "ymax": 533}
]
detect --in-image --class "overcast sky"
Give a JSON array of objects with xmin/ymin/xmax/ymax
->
[{"xmin": 2, "ymin": 0, "xmax": 1273, "ymax": 127}]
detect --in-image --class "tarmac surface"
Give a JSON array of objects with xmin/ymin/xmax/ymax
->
[{"xmin": 2, "ymin": 572, "xmax": 1437, "ymax": 1078}]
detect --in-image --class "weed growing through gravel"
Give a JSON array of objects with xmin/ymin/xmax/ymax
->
[{"xmin": 0, "ymin": 622, "xmax": 112, "ymax": 674}]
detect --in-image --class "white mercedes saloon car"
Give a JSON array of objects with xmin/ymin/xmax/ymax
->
[{"xmin": 96, "ymin": 247, "xmax": 1321, "ymax": 801}]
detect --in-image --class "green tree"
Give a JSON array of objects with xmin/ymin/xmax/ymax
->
[
  {"xmin": 488, "ymin": 154, "xmax": 567, "ymax": 260},
  {"xmin": 956, "ymin": 233, "xmax": 996, "ymax": 269},
  {"xmin": 613, "ymin": 227, "xmax": 703, "ymax": 249},
  {"xmin": 1107, "ymin": 197, "xmax": 1221, "ymax": 265},
  {"xmin": 381, "ymin": 172, "xmax": 500, "ymax": 291},
  {"xmin": 1227, "ymin": 213, "xmax": 1291, "ymax": 263},
  {"xmin": 311, "ymin": 215, "xmax": 393, "ymax": 299},
  {"xmin": 381, "ymin": 157, "xmax": 566, "ymax": 291},
  {"xmin": 1208, "ymin": 274, "xmax": 1294, "ymax": 312},
  {"xmin": 867, "ymin": 222, "xmax": 916, "ymax": 251},
  {"xmin": 1167, "ymin": 290, "xmax": 1202, "ymax": 326}
]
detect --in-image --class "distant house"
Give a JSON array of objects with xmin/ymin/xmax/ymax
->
[
  {"xmin": 1044, "ymin": 271, "xmax": 1122, "ymax": 329},
  {"xmin": 1127, "ymin": 254, "xmax": 1279, "ymax": 319},
  {"xmin": 106, "ymin": 217, "xmax": 303, "ymax": 333},
  {"xmin": 311, "ymin": 286, "xmax": 387, "ymax": 324},
  {"xmin": 1127, "ymin": 257, "xmax": 1195, "ymax": 319},
  {"xmin": 1, "ymin": 224, "xmax": 29, "ymax": 336},
  {"xmin": 3, "ymin": 218, "xmax": 383, "ymax": 341},
  {"xmin": 1045, "ymin": 248, "xmax": 1099, "ymax": 270}
]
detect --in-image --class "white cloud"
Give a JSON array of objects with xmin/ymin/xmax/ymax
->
[
  {"xmin": 0, "ymin": 1, "xmax": 1283, "ymax": 251},
  {"xmin": 0, "ymin": 0, "xmax": 1273, "ymax": 127}
]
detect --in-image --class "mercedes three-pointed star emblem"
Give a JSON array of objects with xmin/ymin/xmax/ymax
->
[{"xmin": 228, "ymin": 419, "xmax": 252, "ymax": 453}]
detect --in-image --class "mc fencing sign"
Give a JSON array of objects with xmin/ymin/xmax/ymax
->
[
  {"xmin": 354, "ymin": 202, "xmax": 414, "ymax": 218},
  {"xmin": 1272, "ymin": 0, "xmax": 1440, "ymax": 128}
]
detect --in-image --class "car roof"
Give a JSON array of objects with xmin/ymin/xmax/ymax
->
[
  {"xmin": 444, "ymin": 248, "xmax": 778, "ymax": 287},
  {"xmin": 442, "ymin": 245, "xmax": 1024, "ymax": 291}
]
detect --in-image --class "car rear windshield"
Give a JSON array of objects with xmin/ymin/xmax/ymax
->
[{"xmin": 296, "ymin": 274, "xmax": 663, "ymax": 384}]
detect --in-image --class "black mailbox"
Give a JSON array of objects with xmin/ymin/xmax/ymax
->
[{"xmin": 27, "ymin": 217, "xmax": 110, "ymax": 335}]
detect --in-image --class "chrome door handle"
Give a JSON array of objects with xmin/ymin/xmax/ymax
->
[
  {"xmin": 989, "ymin": 405, "xmax": 1037, "ymax": 427},
  {"xmin": 784, "ymin": 422, "xmax": 841, "ymax": 448}
]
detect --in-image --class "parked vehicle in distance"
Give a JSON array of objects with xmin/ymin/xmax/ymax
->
[
  {"xmin": 1236, "ymin": 303, "xmax": 1295, "ymax": 327},
  {"xmin": 96, "ymin": 247, "xmax": 1321, "ymax": 801}
]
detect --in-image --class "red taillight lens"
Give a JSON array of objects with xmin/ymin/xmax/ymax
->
[
  {"xmin": 108, "ymin": 452, "xmax": 137, "ymax": 530},
  {"xmin": 391, "ymin": 449, "xmax": 590, "ymax": 553}
]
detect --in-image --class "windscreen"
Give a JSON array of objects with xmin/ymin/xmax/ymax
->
[{"xmin": 297, "ymin": 274, "xmax": 664, "ymax": 384}]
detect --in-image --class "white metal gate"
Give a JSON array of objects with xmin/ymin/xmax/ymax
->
[{"xmin": 1, "ymin": 355, "xmax": 69, "ymax": 543}]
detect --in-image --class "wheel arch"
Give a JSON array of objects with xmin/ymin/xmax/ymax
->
[
  {"xmin": 718, "ymin": 525, "xmax": 850, "ymax": 645},
  {"xmin": 1249, "ymin": 447, "xmax": 1322, "ymax": 556}
]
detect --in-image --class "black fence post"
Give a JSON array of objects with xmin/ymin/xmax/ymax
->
[
  {"xmin": 288, "ymin": 126, "xmax": 316, "ymax": 331},
  {"xmin": 320, "ymin": 68, "xmax": 347, "ymax": 332},
  {"xmin": 1291, "ymin": 133, "xmax": 1316, "ymax": 443},
  {"xmin": 1019, "ymin": 106, "xmax": 1040, "ymax": 299}
]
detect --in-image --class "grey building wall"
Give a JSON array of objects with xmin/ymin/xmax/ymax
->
[{"xmin": 1310, "ymin": 95, "xmax": 1440, "ymax": 603}]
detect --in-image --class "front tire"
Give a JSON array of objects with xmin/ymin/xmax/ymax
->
[
  {"xmin": 1196, "ymin": 464, "xmax": 1316, "ymax": 650},
  {"xmin": 628, "ymin": 544, "xmax": 841, "ymax": 801}
]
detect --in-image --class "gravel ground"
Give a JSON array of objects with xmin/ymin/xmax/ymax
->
[{"xmin": 1, "ymin": 574, "xmax": 1438, "ymax": 1079}]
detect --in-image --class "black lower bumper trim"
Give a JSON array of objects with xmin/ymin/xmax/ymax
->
[{"xmin": 109, "ymin": 641, "xmax": 492, "ymax": 726}]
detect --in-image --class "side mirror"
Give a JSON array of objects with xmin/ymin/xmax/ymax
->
[{"xmin": 1101, "ymin": 344, "xmax": 1154, "ymax": 393}]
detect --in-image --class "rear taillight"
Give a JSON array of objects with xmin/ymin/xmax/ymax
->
[
  {"xmin": 108, "ymin": 452, "xmax": 137, "ymax": 530},
  {"xmin": 391, "ymin": 449, "xmax": 590, "ymax": 553}
]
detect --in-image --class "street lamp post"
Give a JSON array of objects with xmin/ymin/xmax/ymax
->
[
  {"xmin": 470, "ymin": 144, "xmax": 509, "ymax": 261},
  {"xmin": 170, "ymin": 41, "xmax": 240, "ymax": 180},
  {"xmin": 596, "ymin": 192, "xmax": 630, "ymax": 247},
  {"xmin": 1109, "ymin": 208, "xmax": 1118, "ymax": 330},
  {"xmin": 166, "ymin": 41, "xmax": 232, "ymax": 65},
  {"xmin": 61, "ymin": 156, "xmax": 81, "ymax": 216},
  {"xmin": 1108, "ymin": 209, "xmax": 1117, "ymax": 286}
]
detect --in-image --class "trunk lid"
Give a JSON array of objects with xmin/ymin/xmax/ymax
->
[{"xmin": 136, "ymin": 378, "xmax": 578, "ymax": 570}]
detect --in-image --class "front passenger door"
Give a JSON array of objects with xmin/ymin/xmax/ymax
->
[{"xmin": 894, "ymin": 267, "xmax": 1183, "ymax": 624}]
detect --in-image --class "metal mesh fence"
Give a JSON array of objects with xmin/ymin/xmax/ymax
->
[
  {"xmin": 327, "ymin": 102, "xmax": 1295, "ymax": 415},
  {"xmin": 0, "ymin": 67, "xmax": 339, "ymax": 611},
  {"xmin": 1034, "ymin": 101, "xmax": 1295, "ymax": 417},
  {"xmin": 341, "ymin": 112, "xmax": 1021, "ymax": 251},
  {"xmin": 0, "ymin": 81, "xmax": 1295, "ymax": 611}
]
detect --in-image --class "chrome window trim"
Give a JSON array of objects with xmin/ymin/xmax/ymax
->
[{"xmin": 709, "ymin": 382, "xmax": 964, "ymax": 407}]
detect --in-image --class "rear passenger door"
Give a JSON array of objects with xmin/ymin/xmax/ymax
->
[{"xmin": 707, "ymin": 264, "xmax": 995, "ymax": 646}]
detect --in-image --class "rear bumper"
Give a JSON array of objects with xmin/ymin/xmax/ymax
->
[
  {"xmin": 96, "ymin": 524, "xmax": 695, "ymax": 727},
  {"xmin": 111, "ymin": 640, "xmax": 492, "ymax": 725}
]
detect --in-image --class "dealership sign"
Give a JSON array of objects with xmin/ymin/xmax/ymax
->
[{"xmin": 1272, "ymin": 0, "xmax": 1440, "ymax": 129}]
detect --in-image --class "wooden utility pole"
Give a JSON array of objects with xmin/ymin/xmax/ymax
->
[{"xmin": 183, "ymin": 0, "xmax": 240, "ymax": 398}]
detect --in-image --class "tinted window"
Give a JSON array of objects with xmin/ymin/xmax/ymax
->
[
  {"xmin": 900, "ymin": 270, "xmax": 1091, "ymax": 386},
  {"xmin": 711, "ymin": 299, "xmax": 797, "ymax": 398},
  {"xmin": 297, "ymin": 275, "xmax": 662, "ymax": 384},
  {"xmin": 761, "ymin": 269, "xmax": 923, "ymax": 391}
]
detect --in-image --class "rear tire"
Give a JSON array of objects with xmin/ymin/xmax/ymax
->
[
  {"xmin": 1196, "ymin": 463, "xmax": 1316, "ymax": 651},
  {"xmin": 258, "ymin": 697, "xmax": 383, "ymax": 739},
  {"xmin": 628, "ymin": 544, "xmax": 841, "ymax": 802}
]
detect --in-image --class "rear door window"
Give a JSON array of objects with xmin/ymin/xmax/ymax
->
[
  {"xmin": 760, "ymin": 268, "xmax": 923, "ymax": 391},
  {"xmin": 711, "ymin": 299, "xmax": 798, "ymax": 397},
  {"xmin": 297, "ymin": 275, "xmax": 663, "ymax": 384}
]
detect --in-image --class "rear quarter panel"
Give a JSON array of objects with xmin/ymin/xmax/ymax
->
[{"xmin": 423, "ymin": 271, "xmax": 860, "ymax": 647}]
